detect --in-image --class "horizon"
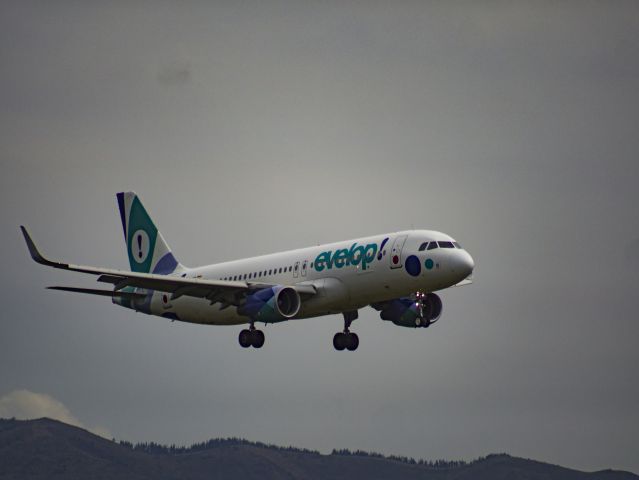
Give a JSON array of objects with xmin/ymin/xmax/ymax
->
[{"xmin": 3, "ymin": 416, "xmax": 635, "ymax": 475}]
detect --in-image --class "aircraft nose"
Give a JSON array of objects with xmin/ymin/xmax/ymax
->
[
  {"xmin": 462, "ymin": 251, "xmax": 475, "ymax": 276},
  {"xmin": 456, "ymin": 250, "xmax": 475, "ymax": 278}
]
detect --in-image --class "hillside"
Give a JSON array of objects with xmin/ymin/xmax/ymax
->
[{"xmin": 0, "ymin": 418, "xmax": 636, "ymax": 480}]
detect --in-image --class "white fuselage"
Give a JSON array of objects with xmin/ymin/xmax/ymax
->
[{"xmin": 128, "ymin": 230, "xmax": 474, "ymax": 326}]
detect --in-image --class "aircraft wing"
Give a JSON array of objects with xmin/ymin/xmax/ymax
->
[{"xmin": 21, "ymin": 226, "xmax": 316, "ymax": 305}]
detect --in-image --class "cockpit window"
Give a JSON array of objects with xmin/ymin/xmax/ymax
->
[
  {"xmin": 453, "ymin": 242, "xmax": 462, "ymax": 249},
  {"xmin": 438, "ymin": 241, "xmax": 455, "ymax": 248},
  {"xmin": 418, "ymin": 242, "xmax": 429, "ymax": 251},
  {"xmin": 427, "ymin": 242, "xmax": 438, "ymax": 250}
]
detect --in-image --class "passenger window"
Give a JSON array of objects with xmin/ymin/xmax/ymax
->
[
  {"xmin": 418, "ymin": 242, "xmax": 428, "ymax": 251},
  {"xmin": 439, "ymin": 241, "xmax": 454, "ymax": 248},
  {"xmin": 427, "ymin": 242, "xmax": 438, "ymax": 250}
]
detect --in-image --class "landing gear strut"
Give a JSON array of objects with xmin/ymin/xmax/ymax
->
[
  {"xmin": 239, "ymin": 322, "xmax": 265, "ymax": 349},
  {"xmin": 333, "ymin": 311, "xmax": 359, "ymax": 351}
]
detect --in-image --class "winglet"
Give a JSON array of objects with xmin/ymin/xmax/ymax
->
[{"xmin": 20, "ymin": 226, "xmax": 63, "ymax": 268}]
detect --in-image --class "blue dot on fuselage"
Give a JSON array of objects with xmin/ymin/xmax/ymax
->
[
  {"xmin": 425, "ymin": 258, "xmax": 434, "ymax": 270},
  {"xmin": 405, "ymin": 255, "xmax": 421, "ymax": 277}
]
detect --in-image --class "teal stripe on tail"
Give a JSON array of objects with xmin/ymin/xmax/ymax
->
[{"xmin": 116, "ymin": 192, "xmax": 183, "ymax": 274}]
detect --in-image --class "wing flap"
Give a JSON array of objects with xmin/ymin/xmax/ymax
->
[{"xmin": 47, "ymin": 286, "xmax": 146, "ymax": 299}]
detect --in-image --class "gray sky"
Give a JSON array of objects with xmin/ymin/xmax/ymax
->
[{"xmin": 1, "ymin": 0, "xmax": 638, "ymax": 473}]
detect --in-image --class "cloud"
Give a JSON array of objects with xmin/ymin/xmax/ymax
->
[
  {"xmin": 0, "ymin": 389, "xmax": 111, "ymax": 438},
  {"xmin": 157, "ymin": 62, "xmax": 191, "ymax": 87}
]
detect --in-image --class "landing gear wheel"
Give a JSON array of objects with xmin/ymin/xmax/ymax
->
[
  {"xmin": 334, "ymin": 310, "xmax": 359, "ymax": 351},
  {"xmin": 333, "ymin": 332, "xmax": 347, "ymax": 351},
  {"xmin": 239, "ymin": 329, "xmax": 252, "ymax": 348},
  {"xmin": 346, "ymin": 332, "xmax": 359, "ymax": 351},
  {"xmin": 251, "ymin": 329, "xmax": 265, "ymax": 348}
]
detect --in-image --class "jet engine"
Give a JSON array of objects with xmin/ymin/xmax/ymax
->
[
  {"xmin": 372, "ymin": 293, "xmax": 442, "ymax": 328},
  {"xmin": 237, "ymin": 286, "xmax": 301, "ymax": 323}
]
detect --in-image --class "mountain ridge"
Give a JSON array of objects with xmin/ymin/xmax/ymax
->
[{"xmin": 0, "ymin": 417, "xmax": 636, "ymax": 480}]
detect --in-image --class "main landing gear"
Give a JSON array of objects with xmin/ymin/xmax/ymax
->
[
  {"xmin": 333, "ymin": 311, "xmax": 359, "ymax": 351},
  {"xmin": 239, "ymin": 323, "xmax": 265, "ymax": 349}
]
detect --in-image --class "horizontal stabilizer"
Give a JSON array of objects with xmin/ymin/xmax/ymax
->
[{"xmin": 47, "ymin": 286, "xmax": 146, "ymax": 299}]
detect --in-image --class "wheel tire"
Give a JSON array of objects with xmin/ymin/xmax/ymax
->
[
  {"xmin": 251, "ymin": 330, "xmax": 265, "ymax": 349},
  {"xmin": 346, "ymin": 332, "xmax": 359, "ymax": 351},
  {"xmin": 239, "ymin": 329, "xmax": 252, "ymax": 348},
  {"xmin": 333, "ymin": 332, "xmax": 346, "ymax": 351}
]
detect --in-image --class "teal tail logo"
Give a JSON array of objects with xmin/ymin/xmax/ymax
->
[{"xmin": 117, "ymin": 192, "xmax": 181, "ymax": 274}]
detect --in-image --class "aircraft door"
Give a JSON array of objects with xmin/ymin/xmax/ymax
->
[
  {"xmin": 293, "ymin": 261, "xmax": 300, "ymax": 278},
  {"xmin": 389, "ymin": 235, "xmax": 408, "ymax": 269},
  {"xmin": 301, "ymin": 260, "xmax": 308, "ymax": 277}
]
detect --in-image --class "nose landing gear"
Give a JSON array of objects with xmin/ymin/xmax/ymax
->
[
  {"xmin": 333, "ymin": 311, "xmax": 359, "ymax": 351},
  {"xmin": 239, "ymin": 323, "xmax": 265, "ymax": 349},
  {"xmin": 413, "ymin": 291, "xmax": 441, "ymax": 328}
]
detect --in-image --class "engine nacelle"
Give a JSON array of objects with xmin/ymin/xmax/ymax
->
[
  {"xmin": 237, "ymin": 286, "xmax": 301, "ymax": 323},
  {"xmin": 373, "ymin": 293, "xmax": 442, "ymax": 328}
]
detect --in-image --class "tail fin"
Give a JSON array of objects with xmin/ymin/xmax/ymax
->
[{"xmin": 116, "ymin": 192, "xmax": 184, "ymax": 274}]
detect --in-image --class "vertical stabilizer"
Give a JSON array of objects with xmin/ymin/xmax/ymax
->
[{"xmin": 116, "ymin": 192, "xmax": 184, "ymax": 274}]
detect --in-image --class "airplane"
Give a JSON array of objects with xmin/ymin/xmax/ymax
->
[{"xmin": 20, "ymin": 192, "xmax": 474, "ymax": 351}]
